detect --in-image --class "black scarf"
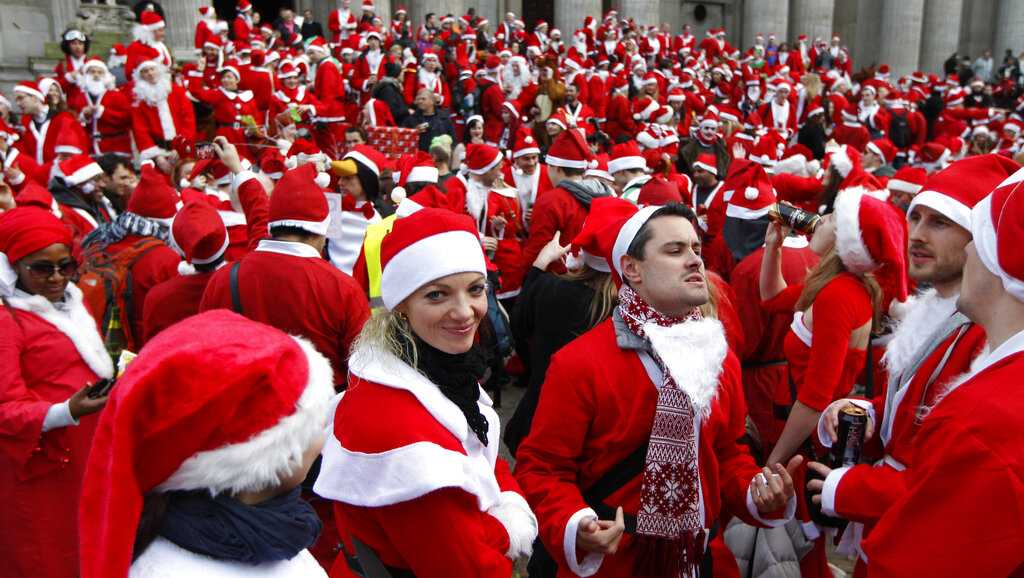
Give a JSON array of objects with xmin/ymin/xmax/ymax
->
[
  {"xmin": 398, "ymin": 332, "xmax": 491, "ymax": 446},
  {"xmin": 159, "ymin": 487, "xmax": 322, "ymax": 565}
]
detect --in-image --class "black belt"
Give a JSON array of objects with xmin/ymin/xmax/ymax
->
[
  {"xmin": 217, "ymin": 122, "xmax": 244, "ymax": 129},
  {"xmin": 742, "ymin": 359, "xmax": 788, "ymax": 369}
]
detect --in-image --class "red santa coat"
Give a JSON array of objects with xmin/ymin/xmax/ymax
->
[
  {"xmin": 478, "ymin": 79, "xmax": 506, "ymax": 145},
  {"xmin": 516, "ymin": 184, "xmax": 592, "ymax": 282},
  {"xmin": 130, "ymin": 84, "xmax": 197, "ymax": 159},
  {"xmin": 834, "ymin": 121, "xmax": 871, "ymax": 152},
  {"xmin": 186, "ymin": 83, "xmax": 261, "ymax": 159},
  {"xmin": 270, "ymin": 84, "xmax": 321, "ymax": 135},
  {"xmin": 861, "ymin": 333, "xmax": 1024, "ymax": 577},
  {"xmin": 16, "ymin": 111, "xmax": 87, "ymax": 165},
  {"xmin": 69, "ymin": 88, "xmax": 134, "ymax": 156},
  {"xmin": 0, "ymin": 285, "xmax": 112, "ymax": 578},
  {"xmin": 446, "ymin": 175, "xmax": 524, "ymax": 298},
  {"xmin": 502, "ymin": 164, "xmax": 554, "ymax": 230},
  {"xmin": 124, "ymin": 39, "xmax": 173, "ymax": 81},
  {"xmin": 310, "ymin": 58, "xmax": 348, "ymax": 158},
  {"xmin": 515, "ymin": 318, "xmax": 791, "ymax": 577},
  {"xmin": 758, "ymin": 99, "xmax": 798, "ymax": 136},
  {"xmin": 328, "ymin": 8, "xmax": 358, "ymax": 44},
  {"xmin": 232, "ymin": 14, "xmax": 253, "ymax": 42},
  {"xmin": 315, "ymin": 346, "xmax": 535, "ymax": 578},
  {"xmin": 605, "ymin": 92, "xmax": 639, "ymax": 141},
  {"xmin": 240, "ymin": 66, "xmax": 276, "ymax": 125},
  {"xmin": 199, "ymin": 239, "xmax": 370, "ymax": 387}
]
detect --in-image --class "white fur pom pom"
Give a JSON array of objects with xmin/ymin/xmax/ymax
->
[
  {"xmin": 390, "ymin": 186, "xmax": 407, "ymax": 204},
  {"xmin": 744, "ymin": 186, "xmax": 759, "ymax": 201},
  {"xmin": 314, "ymin": 172, "xmax": 331, "ymax": 189}
]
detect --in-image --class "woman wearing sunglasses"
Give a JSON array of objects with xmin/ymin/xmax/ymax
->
[{"xmin": 0, "ymin": 207, "xmax": 113, "ymax": 578}]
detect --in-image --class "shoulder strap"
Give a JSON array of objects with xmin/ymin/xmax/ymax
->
[
  {"xmin": 582, "ymin": 441, "xmax": 650, "ymax": 506},
  {"xmin": 229, "ymin": 261, "xmax": 243, "ymax": 315}
]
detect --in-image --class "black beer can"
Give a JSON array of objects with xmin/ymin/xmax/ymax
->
[
  {"xmin": 768, "ymin": 202, "xmax": 821, "ymax": 235},
  {"xmin": 832, "ymin": 406, "xmax": 868, "ymax": 468}
]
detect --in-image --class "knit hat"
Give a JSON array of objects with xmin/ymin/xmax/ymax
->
[
  {"xmin": 972, "ymin": 166, "xmax": 1024, "ymax": 301},
  {"xmin": 722, "ymin": 159, "xmax": 777, "ymax": 220},
  {"xmin": 170, "ymin": 201, "xmax": 228, "ymax": 265},
  {"xmin": 887, "ymin": 166, "xmax": 927, "ymax": 196},
  {"xmin": 909, "ymin": 154, "xmax": 1021, "ymax": 230},
  {"xmin": 127, "ymin": 165, "xmax": 181, "ymax": 220},
  {"xmin": 608, "ymin": 141, "xmax": 646, "ymax": 174},
  {"xmin": 379, "ymin": 208, "xmax": 486, "ymax": 310},
  {"xmin": 545, "ymin": 129, "xmax": 593, "ymax": 170},
  {"xmin": 58, "ymin": 154, "xmax": 103, "ymax": 186},
  {"xmin": 572, "ymin": 197, "xmax": 637, "ymax": 275},
  {"xmin": 78, "ymin": 310, "xmax": 334, "ymax": 578},
  {"xmin": 268, "ymin": 164, "xmax": 331, "ymax": 235},
  {"xmin": 463, "ymin": 143, "xmax": 503, "ymax": 175},
  {"xmin": 0, "ymin": 207, "xmax": 73, "ymax": 297},
  {"xmin": 833, "ymin": 186, "xmax": 910, "ymax": 304},
  {"xmin": 511, "ymin": 132, "xmax": 540, "ymax": 159}
]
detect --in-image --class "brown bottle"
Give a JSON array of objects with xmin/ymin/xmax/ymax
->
[{"xmin": 104, "ymin": 303, "xmax": 126, "ymax": 363}]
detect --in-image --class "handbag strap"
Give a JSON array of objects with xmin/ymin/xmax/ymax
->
[{"xmin": 229, "ymin": 261, "xmax": 243, "ymax": 315}]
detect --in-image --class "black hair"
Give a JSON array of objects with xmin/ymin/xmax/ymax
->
[
  {"xmin": 556, "ymin": 166, "xmax": 586, "ymax": 177},
  {"xmin": 96, "ymin": 153, "xmax": 134, "ymax": 177},
  {"xmin": 425, "ymin": 12, "xmax": 435, "ymax": 21},
  {"xmin": 60, "ymin": 29, "xmax": 91, "ymax": 56},
  {"xmin": 352, "ymin": 160, "xmax": 381, "ymax": 203},
  {"xmin": 270, "ymin": 225, "xmax": 322, "ymax": 239},
  {"xmin": 625, "ymin": 203, "xmax": 698, "ymax": 260},
  {"xmin": 133, "ymin": 492, "xmax": 169, "ymax": 561},
  {"xmin": 194, "ymin": 256, "xmax": 225, "ymax": 273}
]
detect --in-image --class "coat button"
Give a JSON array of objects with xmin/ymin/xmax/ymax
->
[{"xmin": 235, "ymin": 103, "xmax": 241, "ymax": 109}]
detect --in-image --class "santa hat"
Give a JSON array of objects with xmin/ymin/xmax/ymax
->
[
  {"xmin": 306, "ymin": 36, "xmax": 330, "ymax": 55},
  {"xmin": 54, "ymin": 128, "xmax": 88, "ymax": 156},
  {"xmin": 866, "ymin": 139, "xmax": 897, "ymax": 165},
  {"xmin": 171, "ymin": 201, "xmax": 228, "ymax": 265},
  {"xmin": 361, "ymin": 0, "xmax": 374, "ymax": 11},
  {"xmin": 237, "ymin": 0, "xmax": 252, "ymax": 11},
  {"xmin": 198, "ymin": 6, "xmax": 213, "ymax": 17},
  {"xmin": 79, "ymin": 310, "xmax": 334, "ymax": 578},
  {"xmin": 585, "ymin": 154, "xmax": 614, "ymax": 183},
  {"xmin": 909, "ymin": 154, "xmax": 1022, "ymax": 230},
  {"xmin": 572, "ymin": 197, "xmax": 638, "ymax": 275},
  {"xmin": 188, "ymin": 158, "xmax": 232, "ymax": 186},
  {"xmin": 882, "ymin": 166, "xmax": 924, "ymax": 199},
  {"xmin": 972, "ymin": 166, "xmax": 1024, "ymax": 301},
  {"xmin": 511, "ymin": 132, "xmax": 540, "ymax": 159},
  {"xmin": 139, "ymin": 10, "xmax": 165, "ymax": 30},
  {"xmin": 608, "ymin": 141, "xmax": 646, "ymax": 174},
  {"xmin": 693, "ymin": 152, "xmax": 718, "ymax": 176},
  {"xmin": 58, "ymin": 154, "xmax": 103, "ymax": 186},
  {"xmin": 833, "ymin": 186, "xmax": 909, "ymax": 304},
  {"xmin": 394, "ymin": 5, "xmax": 407, "ymax": 14},
  {"xmin": 277, "ymin": 60, "xmax": 299, "ymax": 79},
  {"xmin": 219, "ymin": 63, "xmax": 242, "ymax": 80},
  {"xmin": 699, "ymin": 110, "xmax": 719, "ymax": 130},
  {"xmin": 721, "ymin": 159, "xmax": 777, "ymax": 220},
  {"xmin": 379, "ymin": 208, "xmax": 486, "ymax": 310},
  {"xmin": 391, "ymin": 151, "xmax": 440, "ymax": 202},
  {"xmin": 365, "ymin": 29, "xmax": 383, "ymax": 42},
  {"xmin": 81, "ymin": 57, "xmax": 109, "ymax": 74},
  {"xmin": 918, "ymin": 142, "xmax": 951, "ymax": 172},
  {"xmin": 805, "ymin": 96, "xmax": 825, "ymax": 118},
  {"xmin": 260, "ymin": 149, "xmax": 287, "ymax": 180},
  {"xmin": 127, "ymin": 165, "xmax": 181, "ymax": 221},
  {"xmin": 637, "ymin": 177, "xmax": 683, "ymax": 206},
  {"xmin": 13, "ymin": 80, "xmax": 44, "ymax": 102},
  {"xmin": 546, "ymin": 129, "xmax": 594, "ymax": 170},
  {"xmin": 344, "ymin": 144, "xmax": 389, "ymax": 178},
  {"xmin": 0, "ymin": 207, "xmax": 73, "ymax": 297},
  {"xmin": 462, "ymin": 143, "xmax": 503, "ymax": 175},
  {"xmin": 667, "ymin": 87, "xmax": 685, "ymax": 103},
  {"xmin": 268, "ymin": 164, "xmax": 331, "ymax": 235}
]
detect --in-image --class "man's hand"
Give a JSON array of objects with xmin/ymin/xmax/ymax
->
[
  {"xmin": 533, "ymin": 230, "xmax": 571, "ymax": 270},
  {"xmin": 805, "ymin": 461, "xmax": 833, "ymax": 505},
  {"xmin": 0, "ymin": 181, "xmax": 15, "ymax": 211},
  {"xmin": 821, "ymin": 399, "xmax": 875, "ymax": 444},
  {"xmin": 213, "ymin": 136, "xmax": 243, "ymax": 174},
  {"xmin": 752, "ymin": 455, "xmax": 802, "ymax": 513},
  {"xmin": 576, "ymin": 507, "xmax": 625, "ymax": 554},
  {"xmin": 481, "ymin": 236, "xmax": 498, "ymax": 253},
  {"xmin": 69, "ymin": 384, "xmax": 108, "ymax": 419}
]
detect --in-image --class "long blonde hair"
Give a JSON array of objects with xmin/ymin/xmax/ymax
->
[
  {"xmin": 352, "ymin": 309, "xmax": 420, "ymax": 367},
  {"xmin": 795, "ymin": 249, "xmax": 883, "ymax": 330},
  {"xmin": 560, "ymin": 266, "xmax": 618, "ymax": 327}
]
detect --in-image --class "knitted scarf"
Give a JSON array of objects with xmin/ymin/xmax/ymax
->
[
  {"xmin": 82, "ymin": 211, "xmax": 170, "ymax": 249},
  {"xmin": 617, "ymin": 284, "xmax": 705, "ymax": 578}
]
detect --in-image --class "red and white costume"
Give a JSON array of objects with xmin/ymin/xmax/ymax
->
[
  {"xmin": 328, "ymin": 6, "xmax": 358, "ymax": 44},
  {"xmin": 69, "ymin": 86, "xmax": 133, "ymax": 156},
  {"xmin": 130, "ymin": 75, "xmax": 197, "ymax": 160}
]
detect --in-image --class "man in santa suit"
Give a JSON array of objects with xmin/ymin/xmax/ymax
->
[
  {"xmin": 758, "ymin": 80, "xmax": 797, "ymax": 136},
  {"xmin": 125, "ymin": 11, "xmax": 173, "ymax": 81},
  {"xmin": 201, "ymin": 163, "xmax": 370, "ymax": 387},
  {"xmin": 605, "ymin": 75, "xmax": 639, "ymax": 142},
  {"xmin": 527, "ymin": 20, "xmax": 550, "ymax": 54},
  {"xmin": 351, "ymin": 30, "xmax": 386, "ymax": 102},
  {"xmin": 804, "ymin": 156, "xmax": 1019, "ymax": 577},
  {"xmin": 130, "ymin": 60, "xmax": 197, "ymax": 161},
  {"xmin": 414, "ymin": 50, "xmax": 450, "ymax": 110},
  {"xmin": 328, "ymin": 0, "xmax": 358, "ymax": 46},
  {"xmin": 857, "ymin": 162, "xmax": 1024, "ymax": 576},
  {"xmin": 270, "ymin": 60, "xmax": 320, "ymax": 137},
  {"xmin": 639, "ymin": 26, "xmax": 664, "ymax": 63},
  {"xmin": 477, "ymin": 56, "xmax": 506, "ymax": 147},
  {"xmin": 834, "ymin": 102, "xmax": 871, "ymax": 151},
  {"xmin": 69, "ymin": 59, "xmax": 132, "ymax": 157},
  {"xmin": 305, "ymin": 37, "xmax": 348, "ymax": 159},
  {"xmin": 193, "ymin": 6, "xmax": 220, "ymax": 51},
  {"xmin": 233, "ymin": 0, "xmax": 254, "ymax": 41},
  {"xmin": 516, "ymin": 197, "xmax": 799, "ymax": 578},
  {"xmin": 12, "ymin": 80, "xmax": 86, "ymax": 165},
  {"xmin": 673, "ymin": 23, "xmax": 696, "ymax": 56},
  {"xmin": 558, "ymin": 82, "xmax": 596, "ymax": 137},
  {"xmin": 50, "ymin": 154, "xmax": 116, "ymax": 243},
  {"xmin": 502, "ymin": 133, "xmax": 553, "ymax": 232}
]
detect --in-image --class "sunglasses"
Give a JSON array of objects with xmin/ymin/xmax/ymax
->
[{"xmin": 23, "ymin": 259, "xmax": 78, "ymax": 279}]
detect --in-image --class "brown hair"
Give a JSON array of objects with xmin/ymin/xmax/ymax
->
[
  {"xmin": 560, "ymin": 266, "xmax": 618, "ymax": 327},
  {"xmin": 795, "ymin": 249, "xmax": 884, "ymax": 330}
]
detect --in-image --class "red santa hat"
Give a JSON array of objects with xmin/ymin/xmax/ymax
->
[
  {"xmin": 171, "ymin": 201, "xmax": 228, "ymax": 265},
  {"xmin": 908, "ymin": 154, "xmax": 1021, "ymax": 230},
  {"xmin": 693, "ymin": 152, "xmax": 718, "ymax": 176},
  {"xmin": 305, "ymin": 36, "xmax": 330, "ymax": 55},
  {"xmin": 637, "ymin": 177, "xmax": 683, "ymax": 206},
  {"xmin": 887, "ymin": 166, "xmax": 928, "ymax": 197},
  {"xmin": 572, "ymin": 197, "xmax": 638, "ymax": 275},
  {"xmin": 237, "ymin": 0, "xmax": 252, "ymax": 12},
  {"xmin": 79, "ymin": 310, "xmax": 334, "ymax": 578},
  {"xmin": 462, "ymin": 143, "xmax": 504, "ymax": 175},
  {"xmin": 608, "ymin": 141, "xmax": 647, "ymax": 174},
  {"xmin": 546, "ymin": 129, "xmax": 594, "ymax": 170},
  {"xmin": 127, "ymin": 165, "xmax": 181, "ymax": 221},
  {"xmin": 667, "ymin": 87, "xmax": 685, "ymax": 102},
  {"xmin": 379, "ymin": 207, "xmax": 487, "ymax": 310},
  {"xmin": 361, "ymin": 0, "xmax": 374, "ymax": 11},
  {"xmin": 268, "ymin": 163, "xmax": 331, "ymax": 235},
  {"xmin": 58, "ymin": 154, "xmax": 103, "ymax": 186},
  {"xmin": 139, "ymin": 10, "xmax": 165, "ymax": 30},
  {"xmin": 918, "ymin": 142, "xmax": 951, "ymax": 172},
  {"xmin": 699, "ymin": 110, "xmax": 719, "ymax": 130},
  {"xmin": 972, "ymin": 165, "xmax": 1024, "ymax": 301},
  {"xmin": 394, "ymin": 5, "xmax": 407, "ymax": 14},
  {"xmin": 805, "ymin": 96, "xmax": 825, "ymax": 118},
  {"xmin": 833, "ymin": 186, "xmax": 910, "ymax": 304},
  {"xmin": 866, "ymin": 139, "xmax": 897, "ymax": 165},
  {"xmin": 585, "ymin": 154, "xmax": 614, "ymax": 183},
  {"xmin": 13, "ymin": 80, "xmax": 44, "ymax": 102},
  {"xmin": 391, "ymin": 151, "xmax": 440, "ymax": 202},
  {"xmin": 721, "ymin": 159, "xmax": 777, "ymax": 220},
  {"xmin": 277, "ymin": 60, "xmax": 299, "ymax": 79},
  {"xmin": 260, "ymin": 149, "xmax": 287, "ymax": 180},
  {"xmin": 0, "ymin": 206, "xmax": 73, "ymax": 296},
  {"xmin": 198, "ymin": 6, "xmax": 213, "ymax": 17},
  {"xmin": 188, "ymin": 158, "xmax": 232, "ymax": 186},
  {"xmin": 511, "ymin": 132, "xmax": 540, "ymax": 159}
]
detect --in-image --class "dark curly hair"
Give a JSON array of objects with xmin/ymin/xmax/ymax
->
[{"xmin": 60, "ymin": 29, "xmax": 91, "ymax": 56}]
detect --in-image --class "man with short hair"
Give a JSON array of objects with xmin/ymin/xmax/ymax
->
[
  {"xmin": 501, "ymin": 132, "xmax": 553, "ymax": 230},
  {"xmin": 401, "ymin": 88, "xmax": 454, "ymax": 151},
  {"xmin": 344, "ymin": 126, "xmax": 366, "ymax": 149},
  {"xmin": 95, "ymin": 153, "xmax": 137, "ymax": 213},
  {"xmin": 12, "ymin": 80, "xmax": 86, "ymax": 165}
]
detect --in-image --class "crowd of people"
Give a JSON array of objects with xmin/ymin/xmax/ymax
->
[{"xmin": 2, "ymin": 1, "xmax": 1024, "ymax": 577}]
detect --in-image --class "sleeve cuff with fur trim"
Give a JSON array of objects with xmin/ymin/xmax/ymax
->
[
  {"xmin": 486, "ymin": 491, "xmax": 538, "ymax": 560},
  {"xmin": 139, "ymin": 146, "xmax": 166, "ymax": 161},
  {"xmin": 821, "ymin": 466, "xmax": 851, "ymax": 517},
  {"xmin": 42, "ymin": 400, "xmax": 79, "ymax": 433},
  {"xmin": 230, "ymin": 170, "xmax": 261, "ymax": 213},
  {"xmin": 7, "ymin": 169, "xmax": 25, "ymax": 186},
  {"xmin": 745, "ymin": 481, "xmax": 797, "ymax": 527},
  {"xmin": 564, "ymin": 507, "xmax": 603, "ymax": 577},
  {"xmin": 817, "ymin": 398, "xmax": 874, "ymax": 448}
]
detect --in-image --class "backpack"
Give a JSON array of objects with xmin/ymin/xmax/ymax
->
[
  {"xmin": 889, "ymin": 111, "xmax": 913, "ymax": 149},
  {"xmin": 78, "ymin": 237, "xmax": 165, "ymax": 355}
]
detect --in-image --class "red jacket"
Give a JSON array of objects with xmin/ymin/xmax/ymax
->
[
  {"xmin": 516, "ymin": 184, "xmax": 591, "ymax": 282},
  {"xmin": 446, "ymin": 175, "xmax": 524, "ymax": 298},
  {"xmin": 130, "ymin": 84, "xmax": 197, "ymax": 159},
  {"xmin": 68, "ymin": 89, "xmax": 134, "ymax": 156},
  {"xmin": 16, "ymin": 111, "xmax": 87, "ymax": 165},
  {"xmin": 478, "ymin": 79, "xmax": 506, "ymax": 145}
]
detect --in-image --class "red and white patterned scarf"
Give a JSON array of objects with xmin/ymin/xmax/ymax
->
[{"xmin": 618, "ymin": 284, "xmax": 721, "ymax": 577}]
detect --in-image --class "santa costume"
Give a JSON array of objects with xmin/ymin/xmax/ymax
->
[
  {"xmin": 501, "ymin": 132, "xmax": 553, "ymax": 231},
  {"xmin": 125, "ymin": 11, "xmax": 173, "ymax": 81},
  {"xmin": 13, "ymin": 80, "xmax": 87, "ymax": 165},
  {"xmin": 129, "ymin": 61, "xmax": 197, "ymax": 161},
  {"xmin": 68, "ymin": 59, "xmax": 133, "ymax": 156}
]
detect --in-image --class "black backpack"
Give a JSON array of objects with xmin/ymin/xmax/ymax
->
[{"xmin": 889, "ymin": 111, "xmax": 912, "ymax": 149}]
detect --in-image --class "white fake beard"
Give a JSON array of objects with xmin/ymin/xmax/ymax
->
[
  {"xmin": 881, "ymin": 289, "xmax": 959, "ymax": 379},
  {"xmin": 133, "ymin": 74, "xmax": 172, "ymax": 106},
  {"xmin": 81, "ymin": 76, "xmax": 112, "ymax": 98},
  {"xmin": 465, "ymin": 178, "xmax": 489, "ymax": 228}
]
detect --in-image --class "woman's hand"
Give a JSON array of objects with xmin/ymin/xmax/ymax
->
[
  {"xmin": 213, "ymin": 136, "xmax": 243, "ymax": 174},
  {"xmin": 68, "ymin": 384, "xmax": 108, "ymax": 419},
  {"xmin": 764, "ymin": 221, "xmax": 789, "ymax": 253},
  {"xmin": 752, "ymin": 456, "xmax": 802, "ymax": 513},
  {"xmin": 576, "ymin": 507, "xmax": 625, "ymax": 554},
  {"xmin": 533, "ymin": 231, "xmax": 571, "ymax": 270},
  {"xmin": 481, "ymin": 236, "xmax": 498, "ymax": 253},
  {"xmin": 821, "ymin": 399, "xmax": 875, "ymax": 444}
]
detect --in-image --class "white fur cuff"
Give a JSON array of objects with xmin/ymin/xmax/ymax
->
[{"xmin": 487, "ymin": 491, "xmax": 538, "ymax": 560}]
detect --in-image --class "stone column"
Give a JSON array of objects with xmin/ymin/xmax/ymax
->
[
  {"xmin": 919, "ymin": 0, "xmax": 963, "ymax": 75},
  {"xmin": 556, "ymin": 0, "xmax": 602, "ymax": 34},
  {"xmin": 959, "ymin": 0, "xmax": 996, "ymax": 64},
  {"xmin": 163, "ymin": 0, "xmax": 204, "ymax": 60},
  {"xmin": 742, "ymin": 0, "xmax": 788, "ymax": 49},
  {"xmin": 789, "ymin": 0, "xmax": 833, "ymax": 44},
  {"xmin": 619, "ymin": 0, "xmax": 661, "ymax": 28},
  {"xmin": 877, "ymin": 0, "xmax": 924, "ymax": 77},
  {"xmin": 995, "ymin": 0, "xmax": 1024, "ymax": 61}
]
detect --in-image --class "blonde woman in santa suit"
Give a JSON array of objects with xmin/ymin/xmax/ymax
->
[
  {"xmin": 0, "ymin": 207, "xmax": 112, "ymax": 578},
  {"xmin": 314, "ymin": 207, "xmax": 538, "ymax": 577}
]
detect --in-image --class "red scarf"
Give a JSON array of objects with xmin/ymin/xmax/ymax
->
[{"xmin": 618, "ymin": 284, "xmax": 706, "ymax": 578}]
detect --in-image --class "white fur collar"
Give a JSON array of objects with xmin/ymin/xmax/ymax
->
[
  {"xmin": 643, "ymin": 317, "xmax": 727, "ymax": 419},
  {"xmin": 881, "ymin": 289, "xmax": 958, "ymax": 379},
  {"xmin": 6, "ymin": 284, "xmax": 113, "ymax": 379}
]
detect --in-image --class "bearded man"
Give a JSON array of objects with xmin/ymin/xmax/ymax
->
[
  {"xmin": 129, "ymin": 60, "xmax": 196, "ymax": 161},
  {"xmin": 69, "ymin": 58, "xmax": 132, "ymax": 156}
]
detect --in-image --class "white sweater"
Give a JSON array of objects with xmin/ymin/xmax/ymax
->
[{"xmin": 130, "ymin": 537, "xmax": 328, "ymax": 578}]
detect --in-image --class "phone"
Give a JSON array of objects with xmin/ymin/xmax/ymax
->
[
  {"xmin": 87, "ymin": 378, "xmax": 115, "ymax": 399},
  {"xmin": 195, "ymin": 142, "xmax": 215, "ymax": 160}
]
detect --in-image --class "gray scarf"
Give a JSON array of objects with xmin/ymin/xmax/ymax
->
[{"xmin": 82, "ymin": 211, "xmax": 170, "ymax": 249}]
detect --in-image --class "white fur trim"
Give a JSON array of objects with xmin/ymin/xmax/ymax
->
[
  {"xmin": 693, "ymin": 159, "xmax": 717, "ymax": 175},
  {"xmin": 177, "ymin": 261, "xmax": 197, "ymax": 276},
  {"xmin": 344, "ymin": 150, "xmax": 380, "ymax": 176},
  {"xmin": 743, "ymin": 186, "xmax": 759, "ymax": 201},
  {"xmin": 465, "ymin": 151, "xmax": 504, "ymax": 175},
  {"xmin": 637, "ymin": 99, "xmax": 660, "ymax": 120},
  {"xmin": 770, "ymin": 154, "xmax": 807, "ymax": 176},
  {"xmin": 156, "ymin": 336, "xmax": 335, "ymax": 495},
  {"xmin": 746, "ymin": 481, "xmax": 797, "ymax": 526},
  {"xmin": 268, "ymin": 215, "xmax": 332, "ymax": 236},
  {"xmin": 156, "ymin": 99, "xmax": 177, "ymax": 142},
  {"xmin": 636, "ymin": 130, "xmax": 660, "ymax": 150},
  {"xmin": 880, "ymin": 289, "xmax": 956, "ymax": 379},
  {"xmin": 406, "ymin": 165, "xmax": 439, "ymax": 183},
  {"xmin": 830, "ymin": 146, "xmax": 854, "ymax": 178},
  {"xmin": 819, "ymin": 466, "xmax": 851, "ymax": 517},
  {"xmin": 5, "ymin": 284, "xmax": 114, "ymax": 379},
  {"xmin": 611, "ymin": 206, "xmax": 659, "ymax": 276},
  {"xmin": 833, "ymin": 186, "xmax": 877, "ymax": 273},
  {"xmin": 486, "ymin": 491, "xmax": 538, "ymax": 559},
  {"xmin": 972, "ymin": 192, "xmax": 1024, "ymax": 303},
  {"xmin": 725, "ymin": 203, "xmax": 771, "ymax": 220},
  {"xmin": 607, "ymin": 155, "xmax": 646, "ymax": 174},
  {"xmin": 65, "ymin": 161, "xmax": 103, "ymax": 186},
  {"xmin": 908, "ymin": 190, "xmax": 971, "ymax": 230},
  {"xmin": 380, "ymin": 230, "xmax": 487, "ymax": 310},
  {"xmin": 564, "ymin": 508, "xmax": 604, "ymax": 576},
  {"xmin": 643, "ymin": 317, "xmax": 727, "ymax": 419}
]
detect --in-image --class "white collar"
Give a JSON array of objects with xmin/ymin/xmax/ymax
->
[
  {"xmin": 255, "ymin": 238, "xmax": 323, "ymax": 258},
  {"xmin": 970, "ymin": 328, "xmax": 1024, "ymax": 378}
]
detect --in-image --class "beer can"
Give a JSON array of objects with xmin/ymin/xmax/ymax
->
[
  {"xmin": 832, "ymin": 406, "xmax": 868, "ymax": 468},
  {"xmin": 768, "ymin": 202, "xmax": 821, "ymax": 235}
]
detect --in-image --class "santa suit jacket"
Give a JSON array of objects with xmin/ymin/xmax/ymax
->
[
  {"xmin": 0, "ymin": 284, "xmax": 112, "ymax": 578},
  {"xmin": 16, "ymin": 110, "xmax": 87, "ymax": 165},
  {"xmin": 199, "ymin": 238, "xmax": 369, "ymax": 387},
  {"xmin": 130, "ymin": 84, "xmax": 197, "ymax": 160},
  {"xmin": 861, "ymin": 332, "xmax": 1024, "ymax": 577},
  {"xmin": 311, "ymin": 58, "xmax": 347, "ymax": 123},
  {"xmin": 68, "ymin": 89, "xmax": 133, "ymax": 156},
  {"xmin": 478, "ymin": 79, "xmax": 506, "ymax": 145},
  {"xmin": 446, "ymin": 175, "xmax": 524, "ymax": 298},
  {"xmin": 501, "ymin": 164, "xmax": 554, "ymax": 230},
  {"xmin": 758, "ymin": 99, "xmax": 798, "ymax": 136},
  {"xmin": 515, "ymin": 317, "xmax": 792, "ymax": 577},
  {"xmin": 605, "ymin": 92, "xmax": 639, "ymax": 141},
  {"xmin": 515, "ymin": 183, "xmax": 592, "ymax": 283},
  {"xmin": 314, "ymin": 346, "xmax": 535, "ymax": 578}
]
